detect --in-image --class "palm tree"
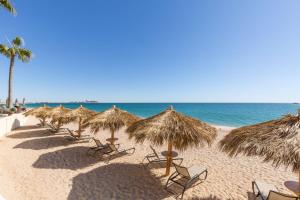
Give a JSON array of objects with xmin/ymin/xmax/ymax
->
[
  {"xmin": 0, "ymin": 37, "xmax": 32, "ymax": 108},
  {"xmin": 0, "ymin": 0, "xmax": 16, "ymax": 15}
]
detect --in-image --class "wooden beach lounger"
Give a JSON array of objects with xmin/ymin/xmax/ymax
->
[
  {"xmin": 102, "ymin": 144, "xmax": 135, "ymax": 163},
  {"xmin": 142, "ymin": 146, "xmax": 183, "ymax": 167},
  {"xmin": 86, "ymin": 138, "xmax": 110, "ymax": 155},
  {"xmin": 252, "ymin": 180, "xmax": 298, "ymax": 200},
  {"xmin": 165, "ymin": 163, "xmax": 208, "ymax": 199}
]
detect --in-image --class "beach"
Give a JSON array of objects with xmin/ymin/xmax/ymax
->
[{"xmin": 0, "ymin": 116, "xmax": 297, "ymax": 200}]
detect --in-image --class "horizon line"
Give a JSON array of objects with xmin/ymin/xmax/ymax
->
[{"xmin": 25, "ymin": 101, "xmax": 299, "ymax": 104}]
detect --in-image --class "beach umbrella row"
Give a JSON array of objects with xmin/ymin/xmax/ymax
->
[
  {"xmin": 25, "ymin": 104, "xmax": 300, "ymax": 193},
  {"xmin": 25, "ymin": 104, "xmax": 217, "ymax": 175}
]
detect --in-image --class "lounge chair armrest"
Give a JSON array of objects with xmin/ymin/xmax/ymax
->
[
  {"xmin": 252, "ymin": 181, "xmax": 260, "ymax": 197},
  {"xmin": 146, "ymin": 153, "xmax": 157, "ymax": 158},
  {"xmin": 126, "ymin": 147, "xmax": 135, "ymax": 154},
  {"xmin": 172, "ymin": 157, "xmax": 183, "ymax": 165},
  {"xmin": 88, "ymin": 138, "xmax": 95, "ymax": 143},
  {"xmin": 114, "ymin": 143, "xmax": 121, "ymax": 149},
  {"xmin": 147, "ymin": 153, "xmax": 156, "ymax": 157}
]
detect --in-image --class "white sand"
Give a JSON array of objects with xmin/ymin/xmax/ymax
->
[{"xmin": 0, "ymin": 116, "xmax": 297, "ymax": 200}]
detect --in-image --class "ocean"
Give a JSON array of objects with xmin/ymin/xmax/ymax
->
[{"xmin": 25, "ymin": 103, "xmax": 300, "ymax": 127}]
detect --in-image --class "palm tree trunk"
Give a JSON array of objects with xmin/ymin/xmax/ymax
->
[{"xmin": 7, "ymin": 55, "xmax": 15, "ymax": 108}]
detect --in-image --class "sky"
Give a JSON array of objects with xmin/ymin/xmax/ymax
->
[{"xmin": 0, "ymin": 0, "xmax": 300, "ymax": 103}]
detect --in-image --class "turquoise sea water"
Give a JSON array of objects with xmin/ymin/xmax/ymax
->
[{"xmin": 25, "ymin": 103, "xmax": 300, "ymax": 127}]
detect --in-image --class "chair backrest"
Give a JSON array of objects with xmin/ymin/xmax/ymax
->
[
  {"xmin": 48, "ymin": 123, "xmax": 55, "ymax": 129},
  {"xmin": 93, "ymin": 138, "xmax": 103, "ymax": 147},
  {"xmin": 267, "ymin": 191, "xmax": 298, "ymax": 200},
  {"xmin": 150, "ymin": 146, "xmax": 160, "ymax": 159},
  {"xmin": 174, "ymin": 164, "xmax": 190, "ymax": 177},
  {"xmin": 109, "ymin": 144, "xmax": 118, "ymax": 152}
]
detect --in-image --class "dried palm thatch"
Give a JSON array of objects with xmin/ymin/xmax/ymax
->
[
  {"xmin": 65, "ymin": 105, "xmax": 96, "ymax": 137},
  {"xmin": 47, "ymin": 105, "xmax": 71, "ymax": 130},
  {"xmin": 127, "ymin": 106, "xmax": 217, "ymax": 175},
  {"xmin": 219, "ymin": 110, "xmax": 300, "ymax": 172},
  {"xmin": 83, "ymin": 105, "xmax": 141, "ymax": 144},
  {"xmin": 24, "ymin": 105, "xmax": 53, "ymax": 126}
]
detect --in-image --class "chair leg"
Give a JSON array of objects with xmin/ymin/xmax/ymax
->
[
  {"xmin": 165, "ymin": 172, "xmax": 178, "ymax": 188},
  {"xmin": 200, "ymin": 170, "xmax": 208, "ymax": 181},
  {"xmin": 126, "ymin": 147, "xmax": 135, "ymax": 155},
  {"xmin": 141, "ymin": 156, "xmax": 147, "ymax": 165},
  {"xmin": 180, "ymin": 186, "xmax": 187, "ymax": 200},
  {"xmin": 252, "ymin": 181, "xmax": 262, "ymax": 199}
]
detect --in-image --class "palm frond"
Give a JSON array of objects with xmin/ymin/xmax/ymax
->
[
  {"xmin": 0, "ymin": 0, "xmax": 16, "ymax": 15},
  {"xmin": 0, "ymin": 44, "xmax": 10, "ymax": 57},
  {"xmin": 17, "ymin": 48, "xmax": 32, "ymax": 62},
  {"xmin": 12, "ymin": 37, "xmax": 23, "ymax": 46}
]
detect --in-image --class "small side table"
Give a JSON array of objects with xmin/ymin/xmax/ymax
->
[
  {"xmin": 284, "ymin": 181, "xmax": 300, "ymax": 197},
  {"xmin": 161, "ymin": 151, "xmax": 178, "ymax": 158}
]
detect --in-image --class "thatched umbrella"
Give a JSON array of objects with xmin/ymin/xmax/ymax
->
[
  {"xmin": 83, "ymin": 105, "xmax": 141, "ymax": 144},
  {"xmin": 66, "ymin": 105, "xmax": 96, "ymax": 137},
  {"xmin": 24, "ymin": 105, "xmax": 53, "ymax": 126},
  {"xmin": 47, "ymin": 105, "xmax": 71, "ymax": 130},
  {"xmin": 219, "ymin": 109, "xmax": 300, "ymax": 191},
  {"xmin": 127, "ymin": 106, "xmax": 217, "ymax": 176}
]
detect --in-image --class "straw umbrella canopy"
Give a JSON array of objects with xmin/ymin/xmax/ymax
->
[
  {"xmin": 24, "ymin": 105, "xmax": 53, "ymax": 126},
  {"xmin": 83, "ymin": 105, "xmax": 141, "ymax": 144},
  {"xmin": 127, "ymin": 106, "xmax": 217, "ymax": 176},
  {"xmin": 65, "ymin": 105, "xmax": 96, "ymax": 137},
  {"xmin": 219, "ymin": 109, "xmax": 300, "ymax": 191},
  {"xmin": 47, "ymin": 105, "xmax": 71, "ymax": 130}
]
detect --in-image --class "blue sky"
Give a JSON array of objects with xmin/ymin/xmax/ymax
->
[{"xmin": 0, "ymin": 0, "xmax": 300, "ymax": 102}]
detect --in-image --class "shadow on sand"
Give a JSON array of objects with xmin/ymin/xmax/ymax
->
[
  {"xmin": 8, "ymin": 128, "xmax": 52, "ymax": 139},
  {"xmin": 188, "ymin": 196, "xmax": 223, "ymax": 200},
  {"xmin": 247, "ymin": 192, "xmax": 256, "ymax": 200},
  {"xmin": 14, "ymin": 125, "xmax": 39, "ymax": 131},
  {"xmin": 67, "ymin": 163, "xmax": 171, "ymax": 200},
  {"xmin": 13, "ymin": 136, "xmax": 79, "ymax": 150},
  {"xmin": 33, "ymin": 146, "xmax": 99, "ymax": 170}
]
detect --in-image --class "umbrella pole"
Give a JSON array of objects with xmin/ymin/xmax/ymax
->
[
  {"xmin": 78, "ymin": 117, "xmax": 82, "ymax": 138},
  {"xmin": 57, "ymin": 119, "xmax": 61, "ymax": 131},
  {"xmin": 111, "ymin": 130, "xmax": 115, "ymax": 145},
  {"xmin": 299, "ymin": 170, "xmax": 300, "ymax": 192},
  {"xmin": 165, "ymin": 141, "xmax": 173, "ymax": 176},
  {"xmin": 42, "ymin": 117, "xmax": 46, "ymax": 127}
]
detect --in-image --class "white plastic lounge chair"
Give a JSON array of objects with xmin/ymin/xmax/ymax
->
[
  {"xmin": 142, "ymin": 146, "xmax": 183, "ymax": 167},
  {"xmin": 166, "ymin": 163, "xmax": 208, "ymax": 199},
  {"xmin": 102, "ymin": 143, "xmax": 135, "ymax": 163},
  {"xmin": 252, "ymin": 180, "xmax": 298, "ymax": 200},
  {"xmin": 86, "ymin": 138, "xmax": 110, "ymax": 155}
]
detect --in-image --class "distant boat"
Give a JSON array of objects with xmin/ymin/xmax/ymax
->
[
  {"xmin": 85, "ymin": 100, "xmax": 99, "ymax": 103},
  {"xmin": 292, "ymin": 102, "xmax": 298, "ymax": 104}
]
